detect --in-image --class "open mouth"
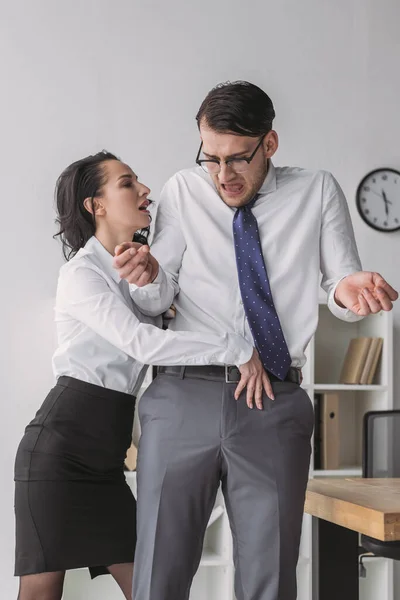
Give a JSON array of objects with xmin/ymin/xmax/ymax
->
[
  {"xmin": 138, "ymin": 199, "xmax": 151, "ymax": 212},
  {"xmin": 222, "ymin": 184, "xmax": 244, "ymax": 197}
]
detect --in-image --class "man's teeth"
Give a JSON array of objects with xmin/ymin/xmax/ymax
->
[{"xmin": 225, "ymin": 185, "xmax": 243, "ymax": 192}]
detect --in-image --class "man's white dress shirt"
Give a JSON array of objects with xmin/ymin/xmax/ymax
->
[
  {"xmin": 52, "ymin": 237, "xmax": 253, "ymax": 395},
  {"xmin": 131, "ymin": 162, "xmax": 363, "ymax": 368}
]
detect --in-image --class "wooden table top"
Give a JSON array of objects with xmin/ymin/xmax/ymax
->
[{"xmin": 305, "ymin": 478, "xmax": 400, "ymax": 541}]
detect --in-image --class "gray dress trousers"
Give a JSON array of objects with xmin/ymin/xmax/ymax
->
[{"xmin": 133, "ymin": 371, "xmax": 314, "ymax": 600}]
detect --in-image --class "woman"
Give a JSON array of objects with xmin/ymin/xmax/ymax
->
[{"xmin": 14, "ymin": 151, "xmax": 252, "ymax": 600}]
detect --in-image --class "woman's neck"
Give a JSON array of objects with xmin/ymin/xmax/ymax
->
[{"xmin": 94, "ymin": 226, "xmax": 136, "ymax": 256}]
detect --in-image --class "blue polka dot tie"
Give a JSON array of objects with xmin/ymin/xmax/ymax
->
[{"xmin": 233, "ymin": 196, "xmax": 291, "ymax": 380}]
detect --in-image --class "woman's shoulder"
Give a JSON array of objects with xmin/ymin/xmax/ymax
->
[{"xmin": 58, "ymin": 245, "xmax": 105, "ymax": 286}]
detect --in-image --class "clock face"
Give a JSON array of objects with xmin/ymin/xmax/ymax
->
[{"xmin": 356, "ymin": 168, "xmax": 400, "ymax": 232}]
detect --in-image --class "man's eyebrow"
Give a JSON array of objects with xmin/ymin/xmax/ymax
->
[
  {"xmin": 202, "ymin": 151, "xmax": 219, "ymax": 160},
  {"xmin": 203, "ymin": 149, "xmax": 250, "ymax": 160}
]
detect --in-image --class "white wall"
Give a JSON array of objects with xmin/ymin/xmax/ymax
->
[{"xmin": 1, "ymin": 0, "xmax": 399, "ymax": 597}]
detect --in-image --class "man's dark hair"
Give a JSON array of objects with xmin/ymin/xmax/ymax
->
[{"xmin": 196, "ymin": 80, "xmax": 275, "ymax": 137}]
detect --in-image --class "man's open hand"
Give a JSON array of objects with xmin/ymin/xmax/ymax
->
[{"xmin": 335, "ymin": 272, "xmax": 398, "ymax": 316}]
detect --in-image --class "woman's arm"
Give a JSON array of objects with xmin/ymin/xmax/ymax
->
[
  {"xmin": 114, "ymin": 174, "xmax": 185, "ymax": 316},
  {"xmin": 58, "ymin": 264, "xmax": 253, "ymax": 367}
]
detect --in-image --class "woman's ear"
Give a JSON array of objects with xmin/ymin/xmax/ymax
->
[{"xmin": 83, "ymin": 197, "xmax": 106, "ymax": 217}]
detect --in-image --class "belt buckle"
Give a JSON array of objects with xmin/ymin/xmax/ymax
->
[{"xmin": 225, "ymin": 365, "xmax": 240, "ymax": 383}]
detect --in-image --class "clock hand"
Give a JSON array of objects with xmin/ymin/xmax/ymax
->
[
  {"xmin": 368, "ymin": 188, "xmax": 386, "ymax": 200},
  {"xmin": 381, "ymin": 189, "xmax": 389, "ymax": 216},
  {"xmin": 381, "ymin": 189, "xmax": 392, "ymax": 205}
]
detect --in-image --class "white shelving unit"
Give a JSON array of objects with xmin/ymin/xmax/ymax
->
[
  {"xmin": 63, "ymin": 300, "xmax": 394, "ymax": 600},
  {"xmin": 297, "ymin": 300, "xmax": 394, "ymax": 600}
]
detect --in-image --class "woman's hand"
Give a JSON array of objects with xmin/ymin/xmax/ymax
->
[
  {"xmin": 235, "ymin": 349, "xmax": 275, "ymax": 410},
  {"xmin": 113, "ymin": 242, "xmax": 159, "ymax": 286}
]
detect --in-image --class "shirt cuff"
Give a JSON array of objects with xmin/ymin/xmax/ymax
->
[
  {"xmin": 129, "ymin": 266, "xmax": 166, "ymax": 295},
  {"xmin": 328, "ymin": 277, "xmax": 365, "ymax": 323},
  {"xmin": 225, "ymin": 334, "xmax": 254, "ymax": 366}
]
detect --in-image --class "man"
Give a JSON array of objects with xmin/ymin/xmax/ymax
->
[{"xmin": 114, "ymin": 81, "xmax": 397, "ymax": 600}]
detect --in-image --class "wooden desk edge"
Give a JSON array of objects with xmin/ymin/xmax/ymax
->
[{"xmin": 305, "ymin": 489, "xmax": 400, "ymax": 541}]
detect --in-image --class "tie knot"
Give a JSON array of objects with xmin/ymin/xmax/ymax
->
[{"xmin": 240, "ymin": 195, "xmax": 258, "ymax": 211}]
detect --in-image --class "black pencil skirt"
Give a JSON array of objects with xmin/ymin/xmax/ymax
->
[{"xmin": 14, "ymin": 376, "xmax": 136, "ymax": 578}]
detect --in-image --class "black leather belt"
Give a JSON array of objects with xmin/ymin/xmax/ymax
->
[{"xmin": 157, "ymin": 365, "xmax": 301, "ymax": 385}]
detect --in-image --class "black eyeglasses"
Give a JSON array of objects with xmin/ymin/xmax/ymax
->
[{"xmin": 195, "ymin": 135, "xmax": 266, "ymax": 175}]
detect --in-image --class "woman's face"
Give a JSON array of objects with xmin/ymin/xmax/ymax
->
[{"xmin": 97, "ymin": 160, "xmax": 151, "ymax": 232}]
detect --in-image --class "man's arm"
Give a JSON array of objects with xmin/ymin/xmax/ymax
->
[
  {"xmin": 320, "ymin": 172, "xmax": 397, "ymax": 318},
  {"xmin": 113, "ymin": 176, "xmax": 185, "ymax": 316}
]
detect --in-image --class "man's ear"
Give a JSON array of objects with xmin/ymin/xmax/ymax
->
[
  {"xmin": 263, "ymin": 130, "xmax": 279, "ymax": 159},
  {"xmin": 83, "ymin": 196, "xmax": 105, "ymax": 217}
]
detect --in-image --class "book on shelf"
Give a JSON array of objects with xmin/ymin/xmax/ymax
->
[
  {"xmin": 339, "ymin": 337, "xmax": 383, "ymax": 385},
  {"xmin": 313, "ymin": 393, "xmax": 322, "ymax": 469},
  {"xmin": 359, "ymin": 337, "xmax": 383, "ymax": 385},
  {"xmin": 314, "ymin": 392, "xmax": 341, "ymax": 470}
]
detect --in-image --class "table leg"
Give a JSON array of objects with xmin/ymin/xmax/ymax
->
[{"xmin": 312, "ymin": 517, "xmax": 359, "ymax": 600}]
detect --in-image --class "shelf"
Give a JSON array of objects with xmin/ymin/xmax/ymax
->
[
  {"xmin": 361, "ymin": 555, "xmax": 393, "ymax": 563},
  {"xmin": 313, "ymin": 384, "xmax": 387, "ymax": 392},
  {"xmin": 313, "ymin": 467, "xmax": 362, "ymax": 478},
  {"xmin": 206, "ymin": 505, "xmax": 224, "ymax": 528},
  {"xmin": 200, "ymin": 549, "xmax": 230, "ymax": 567},
  {"xmin": 297, "ymin": 556, "xmax": 310, "ymax": 568}
]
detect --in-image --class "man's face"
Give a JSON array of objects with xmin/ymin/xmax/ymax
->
[{"xmin": 199, "ymin": 121, "xmax": 278, "ymax": 207}]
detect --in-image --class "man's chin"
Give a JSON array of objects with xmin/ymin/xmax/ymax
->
[{"xmin": 219, "ymin": 189, "xmax": 253, "ymax": 208}]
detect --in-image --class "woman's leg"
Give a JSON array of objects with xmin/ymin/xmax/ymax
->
[
  {"xmin": 17, "ymin": 571, "xmax": 65, "ymax": 600},
  {"xmin": 108, "ymin": 562, "xmax": 134, "ymax": 600}
]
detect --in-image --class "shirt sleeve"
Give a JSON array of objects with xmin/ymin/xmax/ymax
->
[
  {"xmin": 129, "ymin": 266, "xmax": 176, "ymax": 317},
  {"xmin": 129, "ymin": 175, "xmax": 185, "ymax": 316},
  {"xmin": 320, "ymin": 172, "xmax": 364, "ymax": 323},
  {"xmin": 58, "ymin": 264, "xmax": 253, "ymax": 367}
]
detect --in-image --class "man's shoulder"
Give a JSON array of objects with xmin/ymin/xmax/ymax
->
[
  {"xmin": 275, "ymin": 165, "xmax": 333, "ymax": 184},
  {"xmin": 275, "ymin": 165, "xmax": 340, "ymax": 197},
  {"xmin": 161, "ymin": 166, "xmax": 214, "ymax": 200},
  {"xmin": 164, "ymin": 166, "xmax": 210, "ymax": 187}
]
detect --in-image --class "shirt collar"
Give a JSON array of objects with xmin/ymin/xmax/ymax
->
[
  {"xmin": 85, "ymin": 236, "xmax": 121, "ymax": 284},
  {"xmin": 258, "ymin": 160, "xmax": 277, "ymax": 196}
]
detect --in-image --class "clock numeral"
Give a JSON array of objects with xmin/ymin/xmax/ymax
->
[
  {"xmin": 363, "ymin": 186, "xmax": 370, "ymax": 191},
  {"xmin": 373, "ymin": 218, "xmax": 378, "ymax": 223},
  {"xmin": 362, "ymin": 197, "xmax": 367, "ymax": 203},
  {"xmin": 382, "ymin": 174, "xmax": 388, "ymax": 181},
  {"xmin": 365, "ymin": 209, "xmax": 370, "ymax": 215},
  {"xmin": 384, "ymin": 221, "xmax": 388, "ymax": 227},
  {"xmin": 395, "ymin": 218, "xmax": 399, "ymax": 224},
  {"xmin": 372, "ymin": 178, "xmax": 376, "ymax": 183}
]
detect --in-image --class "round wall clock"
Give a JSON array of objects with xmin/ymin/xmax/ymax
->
[{"xmin": 356, "ymin": 168, "xmax": 400, "ymax": 232}]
